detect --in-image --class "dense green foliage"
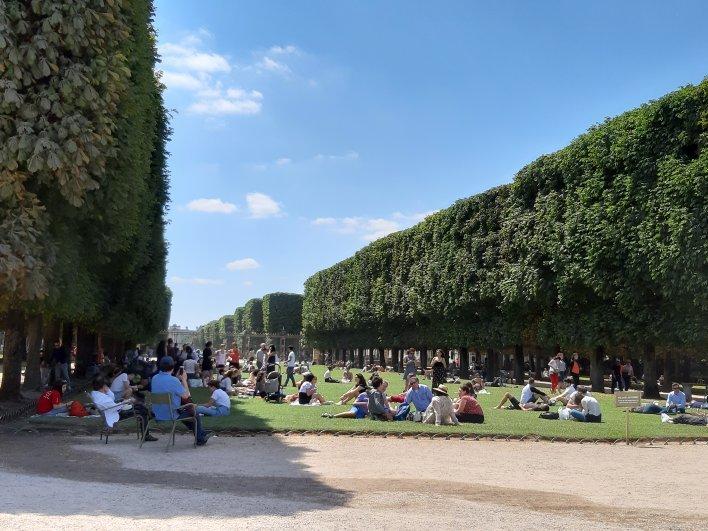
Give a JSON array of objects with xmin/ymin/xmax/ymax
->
[
  {"xmin": 243, "ymin": 298, "xmax": 264, "ymax": 334},
  {"xmin": 303, "ymin": 81, "xmax": 708, "ymax": 355},
  {"xmin": 0, "ymin": 0, "xmax": 170, "ymax": 398},
  {"xmin": 262, "ymin": 292, "xmax": 303, "ymax": 334}
]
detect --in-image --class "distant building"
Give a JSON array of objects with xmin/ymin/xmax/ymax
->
[{"xmin": 166, "ymin": 324, "xmax": 196, "ymax": 346}]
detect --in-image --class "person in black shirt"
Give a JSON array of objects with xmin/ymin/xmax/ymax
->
[
  {"xmin": 51, "ymin": 341, "xmax": 71, "ymax": 390},
  {"xmin": 265, "ymin": 344, "xmax": 278, "ymax": 374},
  {"xmin": 201, "ymin": 341, "xmax": 214, "ymax": 384}
]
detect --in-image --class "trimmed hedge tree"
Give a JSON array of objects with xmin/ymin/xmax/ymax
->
[
  {"xmin": 262, "ymin": 292, "xmax": 303, "ymax": 334},
  {"xmin": 302, "ymin": 80, "xmax": 708, "ymax": 397}
]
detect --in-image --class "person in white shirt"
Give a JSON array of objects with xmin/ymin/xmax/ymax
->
[
  {"xmin": 109, "ymin": 367, "xmax": 132, "ymax": 401},
  {"xmin": 549, "ymin": 377, "xmax": 577, "ymax": 405},
  {"xmin": 183, "ymin": 356, "xmax": 198, "ymax": 379},
  {"xmin": 91, "ymin": 376, "xmax": 156, "ymax": 441},
  {"xmin": 548, "ymin": 354, "xmax": 566, "ymax": 393},
  {"xmin": 215, "ymin": 344, "xmax": 227, "ymax": 368},
  {"xmin": 196, "ymin": 380, "xmax": 231, "ymax": 416},
  {"xmin": 494, "ymin": 378, "xmax": 549, "ymax": 411},
  {"xmin": 255, "ymin": 344, "xmax": 267, "ymax": 370},
  {"xmin": 423, "ymin": 385, "xmax": 459, "ymax": 426},
  {"xmin": 284, "ymin": 346, "xmax": 297, "ymax": 387},
  {"xmin": 569, "ymin": 389, "xmax": 602, "ymax": 422}
]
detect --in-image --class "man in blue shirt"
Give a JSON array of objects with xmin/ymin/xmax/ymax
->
[
  {"xmin": 394, "ymin": 375, "xmax": 433, "ymax": 420},
  {"xmin": 151, "ymin": 356, "xmax": 212, "ymax": 446}
]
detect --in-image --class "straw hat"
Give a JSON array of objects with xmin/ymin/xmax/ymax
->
[{"xmin": 433, "ymin": 384, "xmax": 449, "ymax": 396}]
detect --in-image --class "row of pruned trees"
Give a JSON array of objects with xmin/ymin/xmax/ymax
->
[
  {"xmin": 303, "ymin": 81, "xmax": 708, "ymax": 397},
  {"xmin": 0, "ymin": 0, "xmax": 171, "ymax": 399}
]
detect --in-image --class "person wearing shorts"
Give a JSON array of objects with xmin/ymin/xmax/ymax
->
[{"xmin": 322, "ymin": 390, "xmax": 368, "ymax": 419}]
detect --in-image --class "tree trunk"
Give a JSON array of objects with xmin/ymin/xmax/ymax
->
[
  {"xmin": 514, "ymin": 344, "xmax": 525, "ymax": 384},
  {"xmin": 368, "ymin": 348, "xmax": 374, "ymax": 366},
  {"xmin": 378, "ymin": 347, "xmax": 385, "ymax": 367},
  {"xmin": 0, "ymin": 311, "xmax": 27, "ymax": 401},
  {"xmin": 357, "ymin": 348, "xmax": 364, "ymax": 368},
  {"xmin": 643, "ymin": 344, "xmax": 659, "ymax": 399},
  {"xmin": 22, "ymin": 314, "xmax": 43, "ymax": 391},
  {"xmin": 533, "ymin": 350, "xmax": 543, "ymax": 379},
  {"xmin": 486, "ymin": 348, "xmax": 498, "ymax": 379},
  {"xmin": 75, "ymin": 327, "xmax": 96, "ymax": 378},
  {"xmin": 590, "ymin": 345, "xmax": 605, "ymax": 393},
  {"xmin": 420, "ymin": 347, "xmax": 428, "ymax": 369},
  {"xmin": 349, "ymin": 347, "xmax": 355, "ymax": 365},
  {"xmin": 459, "ymin": 347, "xmax": 470, "ymax": 379},
  {"xmin": 662, "ymin": 352, "xmax": 675, "ymax": 392}
]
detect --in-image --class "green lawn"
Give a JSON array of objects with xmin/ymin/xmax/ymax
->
[{"xmin": 193, "ymin": 366, "xmax": 707, "ymax": 440}]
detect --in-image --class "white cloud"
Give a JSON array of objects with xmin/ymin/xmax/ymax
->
[
  {"xmin": 226, "ymin": 258, "xmax": 260, "ymax": 271},
  {"xmin": 186, "ymin": 198, "xmax": 237, "ymax": 214},
  {"xmin": 243, "ymin": 280, "xmax": 254, "ymax": 287},
  {"xmin": 314, "ymin": 150, "xmax": 360, "ymax": 161},
  {"xmin": 269, "ymin": 45, "xmax": 299, "ymax": 55},
  {"xmin": 170, "ymin": 276, "xmax": 224, "ymax": 286},
  {"xmin": 275, "ymin": 157, "xmax": 291, "ymax": 166},
  {"xmin": 158, "ymin": 30, "xmax": 263, "ymax": 118},
  {"xmin": 246, "ymin": 192, "xmax": 282, "ymax": 218},
  {"xmin": 161, "ymin": 71, "xmax": 203, "ymax": 91},
  {"xmin": 311, "ymin": 210, "xmax": 437, "ymax": 242},
  {"xmin": 257, "ymin": 56, "xmax": 291, "ymax": 75}
]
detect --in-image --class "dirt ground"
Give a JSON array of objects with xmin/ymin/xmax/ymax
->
[{"xmin": 0, "ymin": 432, "xmax": 705, "ymax": 530}]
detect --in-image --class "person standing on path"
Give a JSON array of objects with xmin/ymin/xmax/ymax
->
[
  {"xmin": 402, "ymin": 348, "xmax": 417, "ymax": 391},
  {"xmin": 430, "ymin": 349, "xmax": 447, "ymax": 389},
  {"xmin": 51, "ymin": 341, "xmax": 71, "ymax": 390},
  {"xmin": 548, "ymin": 354, "xmax": 565, "ymax": 393},
  {"xmin": 285, "ymin": 346, "xmax": 297, "ymax": 387},
  {"xmin": 201, "ymin": 341, "xmax": 214, "ymax": 384}
]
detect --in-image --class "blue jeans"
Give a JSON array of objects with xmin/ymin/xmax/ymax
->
[
  {"xmin": 177, "ymin": 408, "xmax": 207, "ymax": 441},
  {"xmin": 196, "ymin": 405, "xmax": 229, "ymax": 417},
  {"xmin": 569, "ymin": 410, "xmax": 601, "ymax": 423},
  {"xmin": 54, "ymin": 363, "xmax": 71, "ymax": 387},
  {"xmin": 42, "ymin": 405, "xmax": 69, "ymax": 416},
  {"xmin": 284, "ymin": 366, "xmax": 296, "ymax": 387}
]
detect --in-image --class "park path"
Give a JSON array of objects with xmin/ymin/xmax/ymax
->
[{"xmin": 0, "ymin": 433, "xmax": 705, "ymax": 529}]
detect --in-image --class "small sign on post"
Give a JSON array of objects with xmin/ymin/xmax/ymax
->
[{"xmin": 614, "ymin": 391, "xmax": 642, "ymax": 444}]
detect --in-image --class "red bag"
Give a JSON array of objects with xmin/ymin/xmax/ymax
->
[{"xmin": 69, "ymin": 400, "xmax": 89, "ymax": 417}]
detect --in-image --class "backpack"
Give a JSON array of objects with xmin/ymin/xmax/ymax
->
[
  {"xmin": 539, "ymin": 411, "xmax": 559, "ymax": 420},
  {"xmin": 69, "ymin": 400, "xmax": 89, "ymax": 417}
]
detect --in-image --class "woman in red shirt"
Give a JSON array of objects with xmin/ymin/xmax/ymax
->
[
  {"xmin": 454, "ymin": 382, "xmax": 484, "ymax": 423},
  {"xmin": 36, "ymin": 381, "xmax": 69, "ymax": 415}
]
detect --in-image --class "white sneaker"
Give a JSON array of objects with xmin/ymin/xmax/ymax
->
[{"xmin": 660, "ymin": 413, "xmax": 673, "ymax": 423}]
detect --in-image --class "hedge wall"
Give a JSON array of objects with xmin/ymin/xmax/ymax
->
[
  {"xmin": 262, "ymin": 292, "xmax": 303, "ymax": 334},
  {"xmin": 243, "ymin": 298, "xmax": 263, "ymax": 333},
  {"xmin": 302, "ymin": 80, "xmax": 708, "ymax": 354}
]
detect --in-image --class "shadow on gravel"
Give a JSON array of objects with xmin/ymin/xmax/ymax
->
[{"xmin": 0, "ymin": 401, "xmax": 348, "ymax": 519}]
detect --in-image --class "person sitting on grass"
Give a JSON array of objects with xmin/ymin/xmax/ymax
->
[
  {"xmin": 151, "ymin": 356, "xmax": 212, "ymax": 446},
  {"xmin": 322, "ymin": 388, "xmax": 369, "ymax": 419},
  {"xmin": 36, "ymin": 380, "xmax": 70, "ymax": 416},
  {"xmin": 341, "ymin": 366, "xmax": 353, "ymax": 383},
  {"xmin": 336, "ymin": 373, "xmax": 369, "ymax": 405},
  {"xmin": 393, "ymin": 375, "xmax": 433, "ymax": 420},
  {"xmin": 549, "ymin": 377, "xmax": 577, "ymax": 405},
  {"xmin": 471, "ymin": 374, "xmax": 489, "ymax": 394},
  {"xmin": 367, "ymin": 376, "xmax": 394, "ymax": 420},
  {"xmin": 91, "ymin": 376, "xmax": 157, "ymax": 441},
  {"xmin": 665, "ymin": 383, "xmax": 686, "ymax": 414},
  {"xmin": 454, "ymin": 382, "xmax": 484, "ymax": 423},
  {"xmin": 423, "ymin": 384, "xmax": 459, "ymax": 426},
  {"xmin": 296, "ymin": 373, "xmax": 328, "ymax": 405},
  {"xmin": 494, "ymin": 378, "xmax": 549, "ymax": 411},
  {"xmin": 568, "ymin": 389, "xmax": 602, "ymax": 422},
  {"xmin": 197, "ymin": 380, "xmax": 231, "ymax": 417},
  {"xmin": 324, "ymin": 366, "xmax": 340, "ymax": 383},
  {"xmin": 219, "ymin": 369, "xmax": 237, "ymax": 395}
]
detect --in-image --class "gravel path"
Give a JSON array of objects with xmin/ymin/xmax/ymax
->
[{"xmin": 0, "ymin": 433, "xmax": 705, "ymax": 529}]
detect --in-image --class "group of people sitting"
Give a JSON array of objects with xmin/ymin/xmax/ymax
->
[
  {"xmin": 494, "ymin": 377, "xmax": 602, "ymax": 422},
  {"xmin": 319, "ymin": 374, "xmax": 485, "ymax": 425}
]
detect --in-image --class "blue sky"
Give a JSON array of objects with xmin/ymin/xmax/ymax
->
[{"xmin": 155, "ymin": 0, "xmax": 708, "ymax": 329}]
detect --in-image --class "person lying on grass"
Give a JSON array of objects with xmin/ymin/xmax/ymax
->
[
  {"xmin": 322, "ymin": 388, "xmax": 369, "ymax": 419},
  {"xmin": 494, "ymin": 377, "xmax": 549, "ymax": 411},
  {"xmin": 423, "ymin": 385, "xmax": 459, "ymax": 426},
  {"xmin": 454, "ymin": 382, "xmax": 484, "ymax": 423},
  {"xmin": 336, "ymin": 373, "xmax": 369, "ymax": 405},
  {"xmin": 367, "ymin": 376, "xmax": 394, "ymax": 420},
  {"xmin": 324, "ymin": 366, "xmax": 340, "ymax": 383},
  {"xmin": 196, "ymin": 380, "xmax": 231, "ymax": 417}
]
